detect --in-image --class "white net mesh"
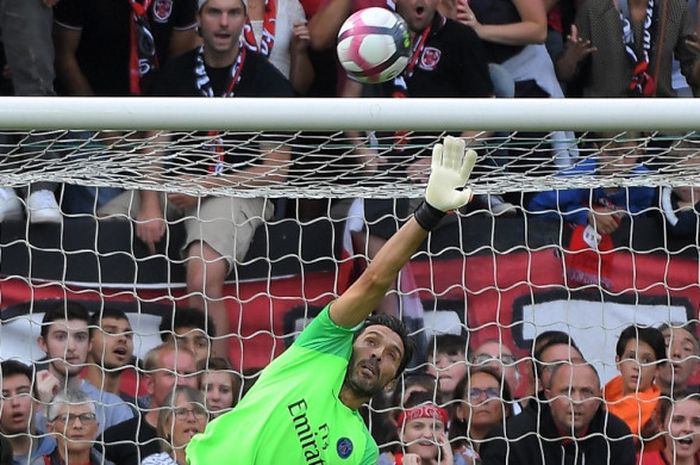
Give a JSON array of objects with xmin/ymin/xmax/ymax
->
[{"xmin": 1, "ymin": 98, "xmax": 700, "ymax": 463}]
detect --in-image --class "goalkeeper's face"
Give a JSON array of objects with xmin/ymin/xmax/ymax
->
[{"xmin": 346, "ymin": 326, "xmax": 405, "ymax": 397}]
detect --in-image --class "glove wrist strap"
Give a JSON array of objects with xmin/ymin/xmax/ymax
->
[{"xmin": 414, "ymin": 201, "xmax": 446, "ymax": 231}]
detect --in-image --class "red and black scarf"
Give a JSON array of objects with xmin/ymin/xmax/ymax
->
[
  {"xmin": 129, "ymin": 0, "xmax": 159, "ymax": 95},
  {"xmin": 194, "ymin": 45, "xmax": 248, "ymax": 174},
  {"xmin": 241, "ymin": 0, "xmax": 277, "ymax": 57},
  {"xmin": 619, "ymin": 0, "xmax": 656, "ymax": 96}
]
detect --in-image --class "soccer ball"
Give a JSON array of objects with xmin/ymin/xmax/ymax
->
[{"xmin": 336, "ymin": 7, "xmax": 411, "ymax": 84}]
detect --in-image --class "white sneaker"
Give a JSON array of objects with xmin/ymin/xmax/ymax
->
[
  {"xmin": 27, "ymin": 189, "xmax": 61, "ymax": 224},
  {"xmin": 0, "ymin": 187, "xmax": 22, "ymax": 222}
]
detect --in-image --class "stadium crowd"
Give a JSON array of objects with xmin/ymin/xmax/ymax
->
[
  {"xmin": 2, "ymin": 299, "xmax": 700, "ymax": 465},
  {"xmin": 2, "ymin": 0, "xmax": 700, "ymax": 463}
]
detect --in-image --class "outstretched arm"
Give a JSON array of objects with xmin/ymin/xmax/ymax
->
[{"xmin": 329, "ymin": 136, "xmax": 477, "ymax": 327}]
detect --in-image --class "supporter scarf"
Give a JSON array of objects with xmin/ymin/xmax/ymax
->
[
  {"xmin": 397, "ymin": 404, "xmax": 449, "ymax": 427},
  {"xmin": 194, "ymin": 45, "xmax": 247, "ymax": 173},
  {"xmin": 619, "ymin": 0, "xmax": 656, "ymax": 96},
  {"xmin": 241, "ymin": 0, "xmax": 277, "ymax": 57},
  {"xmin": 129, "ymin": 0, "xmax": 158, "ymax": 95},
  {"xmin": 391, "ymin": 19, "xmax": 437, "ymax": 147}
]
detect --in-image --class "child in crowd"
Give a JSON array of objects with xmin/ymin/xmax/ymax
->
[{"xmin": 603, "ymin": 325, "xmax": 666, "ymax": 449}]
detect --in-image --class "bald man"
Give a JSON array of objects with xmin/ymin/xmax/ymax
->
[{"xmin": 481, "ymin": 362, "xmax": 634, "ymax": 465}]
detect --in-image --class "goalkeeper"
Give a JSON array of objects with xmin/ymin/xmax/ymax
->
[{"xmin": 186, "ymin": 136, "xmax": 477, "ymax": 465}]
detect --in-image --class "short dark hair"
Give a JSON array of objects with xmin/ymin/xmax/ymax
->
[
  {"xmin": 0, "ymin": 360, "xmax": 36, "ymax": 397},
  {"xmin": 404, "ymin": 390, "xmax": 443, "ymax": 409},
  {"xmin": 427, "ymin": 334, "xmax": 467, "ymax": 359},
  {"xmin": 356, "ymin": 314, "xmax": 413, "ymax": 379},
  {"xmin": 616, "ymin": 325, "xmax": 666, "ymax": 362},
  {"xmin": 390, "ymin": 372, "xmax": 438, "ymax": 408},
  {"xmin": 89, "ymin": 307, "xmax": 130, "ymax": 338},
  {"xmin": 40, "ymin": 301, "xmax": 90, "ymax": 339},
  {"xmin": 159, "ymin": 307, "xmax": 215, "ymax": 341},
  {"xmin": 533, "ymin": 332, "xmax": 583, "ymax": 378},
  {"xmin": 656, "ymin": 393, "xmax": 700, "ymax": 422}
]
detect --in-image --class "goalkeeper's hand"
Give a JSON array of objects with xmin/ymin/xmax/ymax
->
[
  {"xmin": 426, "ymin": 136, "xmax": 476, "ymax": 211},
  {"xmin": 414, "ymin": 136, "xmax": 476, "ymax": 231}
]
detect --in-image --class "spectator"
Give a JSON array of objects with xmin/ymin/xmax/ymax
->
[
  {"xmin": 657, "ymin": 322, "xmax": 700, "ymax": 397},
  {"xmin": 638, "ymin": 394, "xmax": 700, "ymax": 465},
  {"xmin": 99, "ymin": 0, "xmax": 294, "ymax": 359},
  {"xmin": 141, "ymin": 386, "xmax": 209, "ymax": 465},
  {"xmin": 426, "ymin": 335, "xmax": 469, "ymax": 402},
  {"xmin": 603, "ymin": 325, "xmax": 665, "ymax": 448},
  {"xmin": 242, "ymin": 0, "xmax": 314, "ymax": 94},
  {"xmin": 159, "ymin": 307, "xmax": 214, "ymax": 365},
  {"xmin": 480, "ymin": 362, "xmax": 635, "ymax": 465},
  {"xmin": 101, "ymin": 343, "xmax": 198, "ymax": 465},
  {"xmin": 555, "ymin": 0, "xmax": 700, "ymax": 97},
  {"xmin": 54, "ymin": 0, "xmax": 199, "ymax": 96},
  {"xmin": 449, "ymin": 366, "xmax": 513, "ymax": 464},
  {"xmin": 528, "ymin": 132, "xmax": 656, "ymax": 288},
  {"xmin": 0, "ymin": 0, "xmax": 61, "ymax": 225},
  {"xmin": 44, "ymin": 390, "xmax": 101, "ymax": 465},
  {"xmin": 469, "ymin": 339, "xmax": 520, "ymax": 399},
  {"xmin": 198, "ymin": 357, "xmax": 241, "ymax": 417},
  {"xmin": 520, "ymin": 330, "xmax": 575, "ymax": 400},
  {"xmin": 370, "ymin": 372, "xmax": 440, "ymax": 450},
  {"xmin": 36, "ymin": 302, "xmax": 133, "ymax": 433},
  {"xmin": 525, "ymin": 332, "xmax": 584, "ymax": 409},
  {"xmin": 0, "ymin": 360, "xmax": 56, "ymax": 465},
  {"xmin": 84, "ymin": 308, "xmax": 135, "ymax": 401},
  {"xmin": 378, "ymin": 391, "xmax": 455, "ymax": 465}
]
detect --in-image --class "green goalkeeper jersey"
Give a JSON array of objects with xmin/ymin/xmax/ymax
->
[{"xmin": 186, "ymin": 305, "xmax": 378, "ymax": 465}]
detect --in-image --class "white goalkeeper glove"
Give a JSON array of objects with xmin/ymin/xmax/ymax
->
[{"xmin": 414, "ymin": 136, "xmax": 476, "ymax": 231}]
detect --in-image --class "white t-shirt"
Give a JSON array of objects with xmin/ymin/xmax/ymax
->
[
  {"xmin": 141, "ymin": 452, "xmax": 178, "ymax": 465},
  {"xmin": 249, "ymin": 0, "xmax": 307, "ymax": 78}
]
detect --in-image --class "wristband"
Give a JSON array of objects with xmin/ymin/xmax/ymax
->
[{"xmin": 414, "ymin": 201, "xmax": 446, "ymax": 231}]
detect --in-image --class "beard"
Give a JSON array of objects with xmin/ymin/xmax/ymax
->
[{"xmin": 344, "ymin": 355, "xmax": 385, "ymax": 398}]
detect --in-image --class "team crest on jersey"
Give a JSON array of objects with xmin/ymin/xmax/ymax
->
[
  {"xmin": 152, "ymin": 0, "xmax": 173, "ymax": 22},
  {"xmin": 336, "ymin": 437, "xmax": 353, "ymax": 459},
  {"xmin": 419, "ymin": 47, "xmax": 441, "ymax": 71}
]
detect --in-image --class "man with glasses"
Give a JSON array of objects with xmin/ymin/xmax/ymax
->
[
  {"xmin": 481, "ymin": 362, "xmax": 635, "ymax": 465},
  {"xmin": 44, "ymin": 390, "xmax": 101, "ymax": 465}
]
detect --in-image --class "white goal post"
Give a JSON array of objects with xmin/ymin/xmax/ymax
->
[{"xmin": 0, "ymin": 98, "xmax": 699, "ymax": 198}]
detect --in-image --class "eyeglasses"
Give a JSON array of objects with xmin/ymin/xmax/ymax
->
[
  {"xmin": 468, "ymin": 387, "xmax": 500, "ymax": 401},
  {"xmin": 472, "ymin": 353, "xmax": 517, "ymax": 366},
  {"xmin": 52, "ymin": 412, "xmax": 97, "ymax": 425},
  {"xmin": 174, "ymin": 407, "xmax": 208, "ymax": 420}
]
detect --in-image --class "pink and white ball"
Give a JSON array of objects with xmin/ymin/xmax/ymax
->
[{"xmin": 336, "ymin": 7, "xmax": 411, "ymax": 84}]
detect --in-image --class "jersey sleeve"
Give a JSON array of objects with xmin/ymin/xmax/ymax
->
[
  {"xmin": 359, "ymin": 428, "xmax": 380, "ymax": 465},
  {"xmin": 293, "ymin": 305, "xmax": 361, "ymax": 359},
  {"xmin": 54, "ymin": 0, "xmax": 85, "ymax": 29}
]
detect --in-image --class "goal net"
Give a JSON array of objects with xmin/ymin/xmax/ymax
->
[{"xmin": 1, "ymin": 97, "xmax": 699, "ymax": 457}]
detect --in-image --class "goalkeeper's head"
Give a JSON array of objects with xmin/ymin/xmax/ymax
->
[{"xmin": 345, "ymin": 315, "xmax": 414, "ymax": 398}]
